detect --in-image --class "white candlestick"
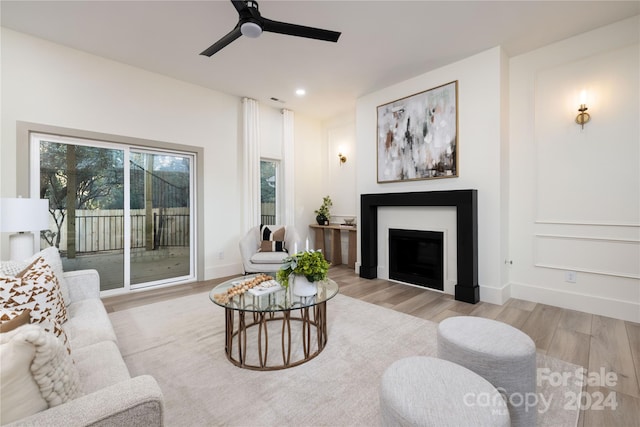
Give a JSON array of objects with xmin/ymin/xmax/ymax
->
[
  {"xmin": 294, "ymin": 242, "xmax": 298, "ymax": 254},
  {"xmin": 305, "ymin": 238, "xmax": 309, "ymax": 251}
]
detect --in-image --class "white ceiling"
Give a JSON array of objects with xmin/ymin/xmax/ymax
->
[{"xmin": 2, "ymin": 1, "xmax": 638, "ymax": 120}]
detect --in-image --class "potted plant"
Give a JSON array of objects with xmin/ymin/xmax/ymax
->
[
  {"xmin": 314, "ymin": 195, "xmax": 333, "ymax": 225},
  {"xmin": 277, "ymin": 250, "xmax": 330, "ymax": 296}
]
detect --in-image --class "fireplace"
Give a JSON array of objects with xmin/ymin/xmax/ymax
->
[
  {"xmin": 360, "ymin": 190, "xmax": 478, "ymax": 303},
  {"xmin": 389, "ymin": 228, "xmax": 444, "ymax": 291}
]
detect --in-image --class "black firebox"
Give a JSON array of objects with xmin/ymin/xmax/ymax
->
[{"xmin": 388, "ymin": 228, "xmax": 444, "ymax": 291}]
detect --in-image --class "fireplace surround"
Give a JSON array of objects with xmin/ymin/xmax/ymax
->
[{"xmin": 360, "ymin": 190, "xmax": 479, "ymax": 303}]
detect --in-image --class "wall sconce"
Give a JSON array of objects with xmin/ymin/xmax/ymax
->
[
  {"xmin": 338, "ymin": 152, "xmax": 347, "ymax": 165},
  {"xmin": 575, "ymin": 90, "xmax": 591, "ymax": 129}
]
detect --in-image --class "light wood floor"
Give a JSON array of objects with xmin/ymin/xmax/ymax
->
[{"xmin": 103, "ymin": 265, "xmax": 640, "ymax": 427}]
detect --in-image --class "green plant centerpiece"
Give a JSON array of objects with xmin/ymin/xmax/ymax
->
[
  {"xmin": 276, "ymin": 249, "xmax": 330, "ymax": 290},
  {"xmin": 315, "ymin": 195, "xmax": 333, "ymax": 225}
]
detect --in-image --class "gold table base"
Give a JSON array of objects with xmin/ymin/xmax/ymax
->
[{"xmin": 224, "ymin": 302, "xmax": 328, "ymax": 371}]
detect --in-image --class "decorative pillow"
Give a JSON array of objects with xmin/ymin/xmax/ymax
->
[
  {"xmin": 259, "ymin": 225, "xmax": 287, "ymax": 252},
  {"xmin": 33, "ymin": 247, "xmax": 70, "ymax": 307},
  {"xmin": 0, "ymin": 308, "xmax": 31, "ymax": 333},
  {"xmin": 0, "ymin": 325, "xmax": 49, "ymax": 424},
  {"xmin": 0, "ymin": 257, "xmax": 71, "ymax": 353},
  {"xmin": 17, "ymin": 257, "xmax": 69, "ymax": 326},
  {"xmin": 0, "ymin": 323, "xmax": 81, "ymax": 423},
  {"xmin": 0, "ymin": 247, "xmax": 70, "ymax": 307},
  {"xmin": 0, "ymin": 260, "xmax": 28, "ymax": 276},
  {"xmin": 260, "ymin": 240, "xmax": 286, "ymax": 252}
]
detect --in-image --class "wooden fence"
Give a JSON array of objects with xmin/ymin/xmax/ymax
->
[
  {"xmin": 49, "ymin": 207, "xmax": 189, "ymax": 254},
  {"xmin": 261, "ymin": 202, "xmax": 276, "ymax": 225}
]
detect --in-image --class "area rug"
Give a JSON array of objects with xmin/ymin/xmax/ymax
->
[{"xmin": 109, "ymin": 291, "xmax": 581, "ymax": 426}]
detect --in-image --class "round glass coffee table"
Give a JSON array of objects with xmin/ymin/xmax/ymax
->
[{"xmin": 209, "ymin": 274, "xmax": 339, "ymax": 371}]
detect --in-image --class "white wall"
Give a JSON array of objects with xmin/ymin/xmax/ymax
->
[
  {"xmin": 0, "ymin": 28, "xmax": 240, "ymax": 280},
  {"xmin": 352, "ymin": 18, "xmax": 639, "ymax": 321},
  {"xmin": 355, "ymin": 47, "xmax": 507, "ymax": 304},
  {"xmin": 509, "ymin": 16, "xmax": 640, "ymax": 322},
  {"xmin": 293, "ymin": 114, "xmax": 324, "ymax": 244},
  {"xmin": 324, "ymin": 113, "xmax": 357, "ymax": 221},
  {"xmin": 0, "ymin": 28, "xmax": 324, "ymax": 283},
  {"xmin": 260, "ymin": 105, "xmax": 284, "ymax": 159},
  {"xmin": 319, "ymin": 113, "xmax": 357, "ymax": 262}
]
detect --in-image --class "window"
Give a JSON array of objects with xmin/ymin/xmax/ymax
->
[
  {"xmin": 260, "ymin": 159, "xmax": 279, "ymax": 225},
  {"xmin": 30, "ymin": 132, "xmax": 196, "ymax": 293}
]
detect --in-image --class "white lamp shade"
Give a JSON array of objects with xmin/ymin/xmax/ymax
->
[{"xmin": 0, "ymin": 198, "xmax": 50, "ymax": 232}]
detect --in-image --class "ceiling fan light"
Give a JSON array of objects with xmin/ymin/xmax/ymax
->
[{"xmin": 241, "ymin": 22, "xmax": 262, "ymax": 38}]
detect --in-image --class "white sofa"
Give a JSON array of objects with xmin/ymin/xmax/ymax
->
[
  {"xmin": 1, "ymin": 259, "xmax": 164, "ymax": 426},
  {"xmin": 239, "ymin": 225, "xmax": 300, "ymax": 274}
]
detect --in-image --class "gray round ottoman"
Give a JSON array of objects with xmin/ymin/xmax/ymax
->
[
  {"xmin": 437, "ymin": 316, "xmax": 537, "ymax": 427},
  {"xmin": 379, "ymin": 356, "xmax": 510, "ymax": 427}
]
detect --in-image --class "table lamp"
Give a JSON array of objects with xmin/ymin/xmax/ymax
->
[{"xmin": 0, "ymin": 197, "xmax": 50, "ymax": 261}]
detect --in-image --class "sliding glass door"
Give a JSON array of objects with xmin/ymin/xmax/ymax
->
[
  {"xmin": 31, "ymin": 134, "xmax": 195, "ymax": 293},
  {"xmin": 129, "ymin": 150, "xmax": 192, "ymax": 288}
]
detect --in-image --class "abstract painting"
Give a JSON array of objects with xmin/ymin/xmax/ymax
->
[{"xmin": 377, "ymin": 81, "xmax": 458, "ymax": 183}]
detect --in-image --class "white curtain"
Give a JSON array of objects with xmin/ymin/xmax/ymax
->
[
  {"xmin": 282, "ymin": 109, "xmax": 295, "ymax": 226},
  {"xmin": 242, "ymin": 98, "xmax": 261, "ymax": 230}
]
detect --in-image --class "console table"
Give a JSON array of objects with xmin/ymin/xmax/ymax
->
[{"xmin": 309, "ymin": 224, "xmax": 357, "ymax": 268}]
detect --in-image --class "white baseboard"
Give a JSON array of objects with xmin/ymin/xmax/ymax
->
[
  {"xmin": 510, "ymin": 281, "xmax": 640, "ymax": 323},
  {"xmin": 205, "ymin": 263, "xmax": 243, "ymax": 280},
  {"xmin": 479, "ymin": 282, "xmax": 511, "ymax": 305}
]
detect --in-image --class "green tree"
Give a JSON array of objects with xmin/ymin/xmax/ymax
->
[
  {"xmin": 260, "ymin": 160, "xmax": 276, "ymax": 203},
  {"xmin": 39, "ymin": 141, "xmax": 124, "ymax": 249}
]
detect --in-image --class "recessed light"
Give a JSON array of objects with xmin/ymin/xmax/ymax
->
[{"xmin": 295, "ymin": 88, "xmax": 306, "ymax": 96}]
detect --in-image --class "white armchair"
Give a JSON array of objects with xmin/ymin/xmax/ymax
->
[{"xmin": 239, "ymin": 225, "xmax": 300, "ymax": 274}]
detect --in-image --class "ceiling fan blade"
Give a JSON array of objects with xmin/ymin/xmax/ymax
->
[
  {"xmin": 231, "ymin": 0, "xmax": 248, "ymax": 13},
  {"xmin": 261, "ymin": 18, "xmax": 341, "ymax": 43},
  {"xmin": 200, "ymin": 25, "xmax": 242, "ymax": 57}
]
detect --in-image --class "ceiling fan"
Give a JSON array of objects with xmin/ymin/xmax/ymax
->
[{"xmin": 200, "ymin": 0, "xmax": 341, "ymax": 57}]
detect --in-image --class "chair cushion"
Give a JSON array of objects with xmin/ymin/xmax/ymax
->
[
  {"xmin": 64, "ymin": 299, "xmax": 118, "ymax": 349},
  {"xmin": 250, "ymin": 251, "xmax": 289, "ymax": 264},
  {"xmin": 72, "ymin": 341, "xmax": 130, "ymax": 394}
]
